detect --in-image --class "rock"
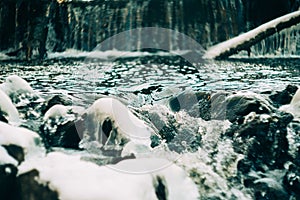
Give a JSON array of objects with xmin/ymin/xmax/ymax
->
[
  {"xmin": 169, "ymin": 90, "xmax": 228, "ymax": 120},
  {"xmin": 226, "ymin": 111, "xmax": 293, "ymax": 170},
  {"xmin": 283, "ymin": 163, "xmax": 300, "ymax": 198},
  {"xmin": 81, "ymin": 98, "xmax": 154, "ymax": 149},
  {"xmin": 253, "ymin": 178, "xmax": 289, "ymax": 199},
  {"xmin": 2, "ymin": 144, "xmax": 24, "ymax": 164},
  {"xmin": 18, "ymin": 169, "xmax": 59, "ymax": 200},
  {"xmin": 141, "ymin": 105, "xmax": 176, "ymax": 144},
  {"xmin": 0, "ymin": 110, "xmax": 8, "ymax": 123},
  {"xmin": 269, "ymin": 85, "xmax": 298, "ymax": 107},
  {"xmin": 40, "ymin": 104, "xmax": 84, "ymax": 149},
  {"xmin": 169, "ymin": 90, "xmax": 211, "ymax": 120},
  {"xmin": 141, "ymin": 104, "xmax": 201, "ymax": 153},
  {"xmin": 0, "ymin": 75, "xmax": 34, "ymax": 96},
  {"xmin": 225, "ymin": 92, "xmax": 273, "ymax": 123},
  {"xmin": 40, "ymin": 94, "xmax": 72, "ymax": 115},
  {"xmin": 0, "ymin": 121, "xmax": 44, "ymax": 161},
  {"xmin": 0, "ymin": 75, "xmax": 41, "ymax": 107},
  {"xmin": 0, "ymin": 164, "xmax": 19, "ymax": 200}
]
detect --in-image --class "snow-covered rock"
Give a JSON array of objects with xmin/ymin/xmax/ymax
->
[
  {"xmin": 0, "ymin": 75, "xmax": 34, "ymax": 96},
  {"xmin": 19, "ymin": 152, "xmax": 199, "ymax": 200},
  {"xmin": 291, "ymin": 88, "xmax": 300, "ymax": 104},
  {"xmin": 82, "ymin": 98, "xmax": 154, "ymax": 148},
  {"xmin": 44, "ymin": 104, "xmax": 85, "ymax": 120},
  {"xmin": 0, "ymin": 89, "xmax": 20, "ymax": 125},
  {"xmin": 0, "ymin": 121, "xmax": 44, "ymax": 161},
  {"xmin": 280, "ymin": 88, "xmax": 300, "ymax": 119},
  {"xmin": 0, "ymin": 75, "xmax": 42, "ymax": 107}
]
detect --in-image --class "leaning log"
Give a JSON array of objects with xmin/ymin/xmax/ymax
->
[{"xmin": 203, "ymin": 10, "xmax": 300, "ymax": 59}]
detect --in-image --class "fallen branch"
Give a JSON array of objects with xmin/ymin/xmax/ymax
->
[{"xmin": 203, "ymin": 10, "xmax": 300, "ymax": 59}]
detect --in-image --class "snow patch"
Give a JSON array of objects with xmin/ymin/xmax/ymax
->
[
  {"xmin": 0, "ymin": 121, "xmax": 44, "ymax": 159},
  {"xmin": 19, "ymin": 152, "xmax": 199, "ymax": 200}
]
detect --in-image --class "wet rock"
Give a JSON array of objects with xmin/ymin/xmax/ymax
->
[
  {"xmin": 226, "ymin": 111, "xmax": 293, "ymax": 170},
  {"xmin": 283, "ymin": 163, "xmax": 300, "ymax": 198},
  {"xmin": 141, "ymin": 104, "xmax": 201, "ymax": 152},
  {"xmin": 40, "ymin": 94, "xmax": 72, "ymax": 115},
  {"xmin": 269, "ymin": 85, "xmax": 298, "ymax": 107},
  {"xmin": 144, "ymin": 106, "xmax": 177, "ymax": 143},
  {"xmin": 169, "ymin": 90, "xmax": 228, "ymax": 120},
  {"xmin": 0, "ymin": 164, "xmax": 19, "ymax": 200},
  {"xmin": 169, "ymin": 91, "xmax": 210, "ymax": 120},
  {"xmin": 40, "ymin": 105, "xmax": 84, "ymax": 149},
  {"xmin": 225, "ymin": 92, "xmax": 273, "ymax": 124},
  {"xmin": 253, "ymin": 177, "xmax": 289, "ymax": 200}
]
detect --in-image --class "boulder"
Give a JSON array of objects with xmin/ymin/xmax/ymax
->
[
  {"xmin": 269, "ymin": 85, "xmax": 298, "ymax": 107},
  {"xmin": 169, "ymin": 90, "xmax": 228, "ymax": 120},
  {"xmin": 40, "ymin": 104, "xmax": 84, "ymax": 149},
  {"xmin": 225, "ymin": 92, "xmax": 273, "ymax": 124}
]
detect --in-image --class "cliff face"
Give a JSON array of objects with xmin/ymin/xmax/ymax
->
[{"xmin": 0, "ymin": 0, "xmax": 298, "ymax": 59}]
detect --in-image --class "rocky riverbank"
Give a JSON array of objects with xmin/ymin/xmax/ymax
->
[{"xmin": 0, "ymin": 74, "xmax": 299, "ymax": 199}]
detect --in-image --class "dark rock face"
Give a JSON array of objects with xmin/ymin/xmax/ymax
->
[
  {"xmin": 283, "ymin": 163, "xmax": 300, "ymax": 198},
  {"xmin": 225, "ymin": 93, "xmax": 272, "ymax": 124},
  {"xmin": 223, "ymin": 91, "xmax": 298, "ymax": 199},
  {"xmin": 0, "ymin": 164, "xmax": 19, "ymax": 200},
  {"xmin": 40, "ymin": 118, "xmax": 83, "ymax": 150},
  {"xmin": 228, "ymin": 111, "xmax": 292, "ymax": 170},
  {"xmin": 18, "ymin": 169, "xmax": 59, "ymax": 200},
  {"xmin": 269, "ymin": 85, "xmax": 298, "ymax": 107},
  {"xmin": 3, "ymin": 144, "xmax": 25, "ymax": 164},
  {"xmin": 169, "ymin": 91, "xmax": 228, "ymax": 121},
  {"xmin": 40, "ymin": 94, "xmax": 72, "ymax": 115},
  {"xmin": 0, "ymin": 110, "xmax": 8, "ymax": 123}
]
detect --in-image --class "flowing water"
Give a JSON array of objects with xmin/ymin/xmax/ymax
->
[
  {"xmin": 0, "ymin": 53, "xmax": 300, "ymax": 199},
  {"xmin": 1, "ymin": 55, "xmax": 299, "ymax": 106}
]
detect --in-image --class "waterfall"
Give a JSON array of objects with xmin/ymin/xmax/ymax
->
[
  {"xmin": 250, "ymin": 23, "xmax": 300, "ymax": 56},
  {"xmin": 0, "ymin": 0, "xmax": 299, "ymax": 58}
]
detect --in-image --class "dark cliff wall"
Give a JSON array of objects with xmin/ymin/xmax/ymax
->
[{"xmin": 0, "ymin": 0, "xmax": 298, "ymax": 59}]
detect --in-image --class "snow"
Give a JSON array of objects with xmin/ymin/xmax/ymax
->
[
  {"xmin": 0, "ymin": 89, "xmax": 20, "ymax": 125},
  {"xmin": 204, "ymin": 10, "xmax": 300, "ymax": 59},
  {"xmin": 44, "ymin": 104, "xmax": 70, "ymax": 120},
  {"xmin": 0, "ymin": 75, "xmax": 34, "ymax": 96},
  {"xmin": 291, "ymin": 88, "xmax": 300, "ymax": 104},
  {"xmin": 83, "ymin": 97, "xmax": 154, "ymax": 146},
  {"xmin": 0, "ymin": 146, "xmax": 18, "ymax": 166},
  {"xmin": 19, "ymin": 152, "xmax": 199, "ymax": 200},
  {"xmin": 279, "ymin": 88, "xmax": 300, "ymax": 119},
  {"xmin": 0, "ymin": 121, "xmax": 44, "ymax": 159},
  {"xmin": 44, "ymin": 105, "xmax": 85, "ymax": 120}
]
